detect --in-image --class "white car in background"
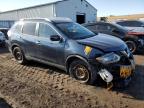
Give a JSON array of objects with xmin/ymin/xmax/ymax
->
[{"xmin": 0, "ymin": 31, "xmax": 6, "ymax": 46}]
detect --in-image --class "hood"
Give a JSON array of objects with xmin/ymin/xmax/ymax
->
[{"xmin": 77, "ymin": 33, "xmax": 127, "ymax": 52}]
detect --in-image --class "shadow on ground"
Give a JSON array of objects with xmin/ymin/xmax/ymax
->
[
  {"xmin": 26, "ymin": 60, "xmax": 67, "ymax": 75},
  {"xmin": 0, "ymin": 47, "xmax": 9, "ymax": 54},
  {"xmin": 134, "ymin": 50, "xmax": 144, "ymax": 55},
  {"xmin": 114, "ymin": 65, "xmax": 144, "ymax": 101}
]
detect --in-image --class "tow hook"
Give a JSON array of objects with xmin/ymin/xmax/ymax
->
[{"xmin": 98, "ymin": 69, "xmax": 114, "ymax": 90}]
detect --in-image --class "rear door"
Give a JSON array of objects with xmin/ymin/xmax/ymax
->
[
  {"xmin": 21, "ymin": 22, "xmax": 39, "ymax": 58},
  {"xmin": 37, "ymin": 23, "xmax": 65, "ymax": 64}
]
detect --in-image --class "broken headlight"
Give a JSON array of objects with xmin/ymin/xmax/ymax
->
[{"xmin": 96, "ymin": 52, "xmax": 120, "ymax": 64}]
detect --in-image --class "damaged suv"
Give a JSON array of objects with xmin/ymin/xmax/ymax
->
[{"xmin": 7, "ymin": 18, "xmax": 135, "ymax": 87}]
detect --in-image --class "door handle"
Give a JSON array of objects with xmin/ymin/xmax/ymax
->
[{"xmin": 36, "ymin": 41, "xmax": 41, "ymax": 45}]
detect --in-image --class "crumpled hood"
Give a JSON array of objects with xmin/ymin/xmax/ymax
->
[{"xmin": 77, "ymin": 33, "xmax": 127, "ymax": 52}]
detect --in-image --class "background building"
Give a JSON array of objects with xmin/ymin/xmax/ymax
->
[{"xmin": 0, "ymin": 0, "xmax": 97, "ymax": 26}]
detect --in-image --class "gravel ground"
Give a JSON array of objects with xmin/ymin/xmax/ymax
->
[{"xmin": 0, "ymin": 47, "xmax": 143, "ymax": 108}]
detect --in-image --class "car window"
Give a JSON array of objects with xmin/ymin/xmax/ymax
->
[
  {"xmin": 11, "ymin": 22, "xmax": 23, "ymax": 33},
  {"xmin": 117, "ymin": 21, "xmax": 143, "ymax": 27},
  {"xmin": 22, "ymin": 23, "xmax": 36, "ymax": 35},
  {"xmin": 56, "ymin": 22, "xmax": 95, "ymax": 39},
  {"xmin": 132, "ymin": 21, "xmax": 143, "ymax": 27},
  {"xmin": 117, "ymin": 21, "xmax": 128, "ymax": 26},
  {"xmin": 96, "ymin": 25, "xmax": 111, "ymax": 31},
  {"xmin": 38, "ymin": 23, "xmax": 58, "ymax": 38},
  {"xmin": 86, "ymin": 25, "xmax": 96, "ymax": 31}
]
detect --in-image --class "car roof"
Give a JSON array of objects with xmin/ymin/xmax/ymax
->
[
  {"xmin": 82, "ymin": 21, "xmax": 113, "ymax": 26},
  {"xmin": 115, "ymin": 20, "xmax": 144, "ymax": 23},
  {"xmin": 82, "ymin": 21, "xmax": 129, "ymax": 32},
  {"xmin": 20, "ymin": 17, "xmax": 73, "ymax": 23},
  {"xmin": 83, "ymin": 21, "xmax": 123, "ymax": 27}
]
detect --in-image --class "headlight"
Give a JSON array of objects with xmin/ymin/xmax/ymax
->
[{"xmin": 96, "ymin": 52, "xmax": 120, "ymax": 64}]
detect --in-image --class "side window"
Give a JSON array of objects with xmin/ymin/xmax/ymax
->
[
  {"xmin": 117, "ymin": 21, "xmax": 142, "ymax": 27},
  {"xmin": 38, "ymin": 23, "xmax": 58, "ymax": 37},
  {"xmin": 23, "ymin": 23, "xmax": 36, "ymax": 35},
  {"xmin": 86, "ymin": 25, "xmax": 96, "ymax": 31},
  {"xmin": 117, "ymin": 21, "xmax": 129, "ymax": 26},
  {"xmin": 130, "ymin": 21, "xmax": 142, "ymax": 27},
  {"xmin": 11, "ymin": 22, "xmax": 23, "ymax": 33},
  {"xmin": 96, "ymin": 25, "xmax": 109, "ymax": 31}
]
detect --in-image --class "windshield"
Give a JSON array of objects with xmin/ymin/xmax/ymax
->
[
  {"xmin": 55, "ymin": 22, "xmax": 96, "ymax": 39},
  {"xmin": 112, "ymin": 23, "xmax": 129, "ymax": 32}
]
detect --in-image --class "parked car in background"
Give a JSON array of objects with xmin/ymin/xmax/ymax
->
[
  {"xmin": 83, "ymin": 22, "xmax": 144, "ymax": 53},
  {"xmin": 0, "ymin": 31, "xmax": 6, "ymax": 46},
  {"xmin": 7, "ymin": 18, "xmax": 135, "ymax": 87},
  {"xmin": 115, "ymin": 20, "xmax": 144, "ymax": 33},
  {"xmin": 116, "ymin": 20, "xmax": 144, "ymax": 52},
  {"xmin": 0, "ymin": 28, "xmax": 9, "ymax": 40}
]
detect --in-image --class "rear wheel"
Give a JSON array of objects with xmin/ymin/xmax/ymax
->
[
  {"xmin": 13, "ymin": 47, "xmax": 27, "ymax": 64},
  {"xmin": 69, "ymin": 60, "xmax": 97, "ymax": 85},
  {"xmin": 125, "ymin": 40, "xmax": 137, "ymax": 53}
]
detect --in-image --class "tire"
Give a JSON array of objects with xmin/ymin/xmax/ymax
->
[
  {"xmin": 69, "ymin": 60, "xmax": 97, "ymax": 85},
  {"xmin": 125, "ymin": 40, "xmax": 137, "ymax": 53},
  {"xmin": 12, "ymin": 47, "xmax": 27, "ymax": 64}
]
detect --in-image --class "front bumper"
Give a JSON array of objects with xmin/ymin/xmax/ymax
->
[
  {"xmin": 99, "ymin": 60, "xmax": 135, "ymax": 81},
  {"xmin": 90, "ymin": 50, "xmax": 135, "ymax": 86}
]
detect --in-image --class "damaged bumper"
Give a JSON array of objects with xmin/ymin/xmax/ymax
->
[{"xmin": 90, "ymin": 50, "xmax": 135, "ymax": 87}]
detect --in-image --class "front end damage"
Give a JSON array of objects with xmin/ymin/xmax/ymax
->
[{"xmin": 91, "ymin": 49, "xmax": 135, "ymax": 89}]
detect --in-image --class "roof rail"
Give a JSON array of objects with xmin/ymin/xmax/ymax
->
[
  {"xmin": 20, "ymin": 17, "xmax": 72, "ymax": 22},
  {"xmin": 20, "ymin": 18, "xmax": 51, "ymax": 22}
]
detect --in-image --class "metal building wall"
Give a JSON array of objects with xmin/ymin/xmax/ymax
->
[
  {"xmin": 18, "ymin": 5, "xmax": 54, "ymax": 19},
  {"xmin": 0, "ymin": 11, "xmax": 18, "ymax": 20},
  {"xmin": 0, "ymin": 4, "xmax": 55, "ymax": 20},
  {"xmin": 55, "ymin": 0, "xmax": 97, "ymax": 23},
  {"xmin": 0, "ymin": 20, "xmax": 15, "ymax": 28}
]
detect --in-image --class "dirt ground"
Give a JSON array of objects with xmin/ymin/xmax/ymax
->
[{"xmin": 0, "ymin": 47, "xmax": 143, "ymax": 108}]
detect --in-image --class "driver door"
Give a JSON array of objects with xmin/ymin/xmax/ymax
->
[{"xmin": 37, "ymin": 23, "xmax": 65, "ymax": 64}]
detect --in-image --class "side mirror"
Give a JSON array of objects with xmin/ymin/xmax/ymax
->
[{"xmin": 50, "ymin": 35, "xmax": 61, "ymax": 41}]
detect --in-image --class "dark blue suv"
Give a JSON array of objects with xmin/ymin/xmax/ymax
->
[{"xmin": 7, "ymin": 18, "xmax": 135, "ymax": 87}]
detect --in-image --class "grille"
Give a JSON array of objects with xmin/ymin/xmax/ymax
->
[{"xmin": 116, "ymin": 48, "xmax": 133, "ymax": 65}]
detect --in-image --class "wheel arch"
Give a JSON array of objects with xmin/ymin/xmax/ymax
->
[
  {"xmin": 124, "ymin": 36, "xmax": 138, "ymax": 44},
  {"xmin": 11, "ymin": 43, "xmax": 21, "ymax": 51},
  {"xmin": 65, "ymin": 55, "xmax": 89, "ymax": 73},
  {"xmin": 11, "ymin": 44, "xmax": 26, "ymax": 56}
]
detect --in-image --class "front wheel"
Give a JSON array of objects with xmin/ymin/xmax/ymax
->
[
  {"xmin": 12, "ymin": 47, "xmax": 27, "ymax": 64},
  {"xmin": 69, "ymin": 60, "xmax": 97, "ymax": 85},
  {"xmin": 125, "ymin": 40, "xmax": 137, "ymax": 53}
]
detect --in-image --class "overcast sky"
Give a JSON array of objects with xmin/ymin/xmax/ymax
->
[{"xmin": 0, "ymin": 0, "xmax": 144, "ymax": 17}]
